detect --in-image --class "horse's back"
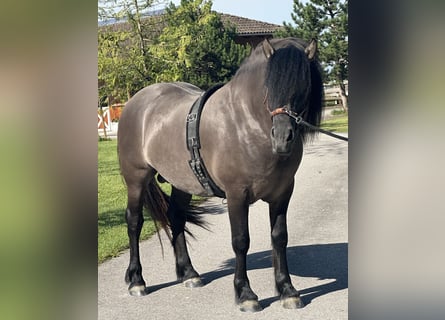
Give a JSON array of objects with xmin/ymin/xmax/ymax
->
[
  {"xmin": 118, "ymin": 82, "xmax": 207, "ymax": 194},
  {"xmin": 120, "ymin": 82, "xmax": 201, "ymax": 125},
  {"xmin": 119, "ymin": 82, "xmax": 200, "ymax": 143}
]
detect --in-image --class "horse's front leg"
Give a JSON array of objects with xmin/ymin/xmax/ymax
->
[
  {"xmin": 269, "ymin": 180, "xmax": 304, "ymax": 309},
  {"xmin": 227, "ymin": 192, "xmax": 262, "ymax": 312}
]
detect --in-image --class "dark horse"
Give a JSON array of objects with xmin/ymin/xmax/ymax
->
[{"xmin": 117, "ymin": 37, "xmax": 324, "ymax": 312}]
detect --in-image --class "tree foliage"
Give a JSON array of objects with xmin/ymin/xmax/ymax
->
[
  {"xmin": 150, "ymin": 0, "xmax": 249, "ymax": 89},
  {"xmin": 98, "ymin": 28, "xmax": 149, "ymax": 104},
  {"xmin": 278, "ymin": 0, "xmax": 348, "ymax": 86},
  {"xmin": 98, "ymin": 0, "xmax": 249, "ymax": 104},
  {"xmin": 98, "ymin": 0, "xmax": 165, "ymax": 103}
]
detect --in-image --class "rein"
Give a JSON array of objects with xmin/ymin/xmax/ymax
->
[{"xmin": 268, "ymin": 105, "xmax": 349, "ymax": 142}]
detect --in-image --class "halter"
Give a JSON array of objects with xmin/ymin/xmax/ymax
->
[
  {"xmin": 263, "ymin": 88, "xmax": 305, "ymax": 123},
  {"xmin": 263, "ymin": 88, "xmax": 349, "ymax": 142},
  {"xmin": 269, "ymin": 105, "xmax": 304, "ymax": 124}
]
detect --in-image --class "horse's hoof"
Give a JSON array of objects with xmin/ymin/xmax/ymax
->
[
  {"xmin": 281, "ymin": 296, "xmax": 304, "ymax": 309},
  {"xmin": 239, "ymin": 300, "xmax": 262, "ymax": 312},
  {"xmin": 183, "ymin": 277, "xmax": 203, "ymax": 288},
  {"xmin": 128, "ymin": 285, "xmax": 147, "ymax": 296}
]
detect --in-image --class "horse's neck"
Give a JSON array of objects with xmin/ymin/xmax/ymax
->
[{"xmin": 228, "ymin": 74, "xmax": 270, "ymax": 124}]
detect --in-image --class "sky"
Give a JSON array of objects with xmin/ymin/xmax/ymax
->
[{"xmin": 169, "ymin": 0, "xmax": 296, "ymax": 25}]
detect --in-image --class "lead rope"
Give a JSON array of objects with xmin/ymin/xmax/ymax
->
[
  {"xmin": 264, "ymin": 89, "xmax": 348, "ymax": 142},
  {"xmin": 277, "ymin": 107, "xmax": 348, "ymax": 142}
]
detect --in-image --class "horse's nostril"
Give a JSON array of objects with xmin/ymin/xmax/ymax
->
[
  {"xmin": 271, "ymin": 127, "xmax": 275, "ymax": 138},
  {"xmin": 286, "ymin": 129, "xmax": 294, "ymax": 142}
]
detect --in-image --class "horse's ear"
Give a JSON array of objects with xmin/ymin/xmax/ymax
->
[
  {"xmin": 305, "ymin": 39, "xmax": 317, "ymax": 60},
  {"xmin": 262, "ymin": 38, "xmax": 275, "ymax": 59}
]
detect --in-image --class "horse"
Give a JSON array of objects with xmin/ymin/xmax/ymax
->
[{"xmin": 117, "ymin": 37, "xmax": 324, "ymax": 312}]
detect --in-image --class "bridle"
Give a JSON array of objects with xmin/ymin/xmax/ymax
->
[
  {"xmin": 269, "ymin": 105, "xmax": 304, "ymax": 124},
  {"xmin": 263, "ymin": 88, "xmax": 349, "ymax": 142},
  {"xmin": 263, "ymin": 88, "xmax": 306, "ymax": 123}
]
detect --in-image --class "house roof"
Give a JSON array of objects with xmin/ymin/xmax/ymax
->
[
  {"xmin": 220, "ymin": 14, "xmax": 283, "ymax": 36},
  {"xmin": 99, "ymin": 11, "xmax": 283, "ymax": 38}
]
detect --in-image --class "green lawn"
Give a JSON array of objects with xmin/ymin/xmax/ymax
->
[
  {"xmin": 320, "ymin": 111, "xmax": 348, "ymax": 133},
  {"xmin": 98, "ymin": 140, "xmax": 158, "ymax": 263}
]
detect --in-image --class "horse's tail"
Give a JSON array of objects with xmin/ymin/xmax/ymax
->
[
  {"xmin": 142, "ymin": 178, "xmax": 209, "ymax": 245},
  {"xmin": 142, "ymin": 178, "xmax": 172, "ymax": 244}
]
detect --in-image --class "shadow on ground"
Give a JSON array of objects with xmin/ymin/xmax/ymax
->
[{"xmin": 147, "ymin": 242, "xmax": 348, "ymax": 309}]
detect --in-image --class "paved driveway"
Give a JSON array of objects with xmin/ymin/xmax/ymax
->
[{"xmin": 98, "ymin": 133, "xmax": 348, "ymax": 320}]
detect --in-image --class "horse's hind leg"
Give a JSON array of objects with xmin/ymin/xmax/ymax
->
[
  {"xmin": 124, "ymin": 168, "xmax": 153, "ymax": 296},
  {"xmin": 167, "ymin": 187, "xmax": 203, "ymax": 288}
]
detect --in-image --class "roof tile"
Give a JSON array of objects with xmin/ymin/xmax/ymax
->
[{"xmin": 220, "ymin": 13, "xmax": 283, "ymax": 35}]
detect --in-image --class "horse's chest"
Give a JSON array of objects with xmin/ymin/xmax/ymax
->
[{"xmin": 248, "ymin": 162, "xmax": 298, "ymax": 201}]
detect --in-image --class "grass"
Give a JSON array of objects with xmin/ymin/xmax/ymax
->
[
  {"xmin": 320, "ymin": 110, "xmax": 348, "ymax": 133},
  {"xmin": 98, "ymin": 140, "xmax": 159, "ymax": 263},
  {"xmin": 98, "ymin": 140, "xmax": 196, "ymax": 263}
]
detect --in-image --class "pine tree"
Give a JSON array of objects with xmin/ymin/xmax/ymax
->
[{"xmin": 278, "ymin": 0, "xmax": 348, "ymax": 110}]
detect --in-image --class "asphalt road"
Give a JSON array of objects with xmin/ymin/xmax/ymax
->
[{"xmin": 98, "ymin": 133, "xmax": 348, "ymax": 320}]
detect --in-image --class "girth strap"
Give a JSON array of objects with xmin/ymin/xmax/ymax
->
[{"xmin": 186, "ymin": 84, "xmax": 226, "ymax": 198}]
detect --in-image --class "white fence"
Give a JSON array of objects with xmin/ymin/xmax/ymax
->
[
  {"xmin": 323, "ymin": 82, "xmax": 348, "ymax": 107},
  {"xmin": 98, "ymin": 107, "xmax": 118, "ymax": 136}
]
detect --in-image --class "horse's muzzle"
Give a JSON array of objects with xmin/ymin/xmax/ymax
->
[{"xmin": 271, "ymin": 125, "xmax": 295, "ymax": 156}]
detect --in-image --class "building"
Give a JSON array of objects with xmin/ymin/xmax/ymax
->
[
  {"xmin": 219, "ymin": 14, "xmax": 282, "ymax": 47},
  {"xmin": 99, "ymin": 12, "xmax": 283, "ymax": 49}
]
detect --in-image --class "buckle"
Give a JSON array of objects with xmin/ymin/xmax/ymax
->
[
  {"xmin": 187, "ymin": 113, "xmax": 197, "ymax": 122},
  {"xmin": 294, "ymin": 116, "xmax": 303, "ymax": 124},
  {"xmin": 188, "ymin": 137, "xmax": 199, "ymax": 148}
]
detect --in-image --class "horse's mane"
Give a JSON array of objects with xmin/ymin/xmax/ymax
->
[
  {"xmin": 265, "ymin": 38, "xmax": 324, "ymax": 142},
  {"xmin": 236, "ymin": 38, "xmax": 324, "ymax": 143}
]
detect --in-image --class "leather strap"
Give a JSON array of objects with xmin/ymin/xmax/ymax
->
[{"xmin": 186, "ymin": 84, "xmax": 226, "ymax": 198}]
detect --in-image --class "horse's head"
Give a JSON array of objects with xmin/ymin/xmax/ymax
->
[{"xmin": 263, "ymin": 38, "xmax": 320, "ymax": 156}]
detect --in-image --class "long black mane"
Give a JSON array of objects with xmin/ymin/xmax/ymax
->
[{"xmin": 264, "ymin": 39, "xmax": 324, "ymax": 142}]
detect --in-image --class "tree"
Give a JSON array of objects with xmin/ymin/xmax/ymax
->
[
  {"xmin": 98, "ymin": 0, "xmax": 167, "ymax": 102},
  {"xmin": 98, "ymin": 0, "xmax": 249, "ymax": 102},
  {"xmin": 278, "ymin": 0, "xmax": 348, "ymax": 110},
  {"xmin": 98, "ymin": 29, "xmax": 147, "ymax": 103},
  {"xmin": 149, "ymin": 0, "xmax": 249, "ymax": 89}
]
